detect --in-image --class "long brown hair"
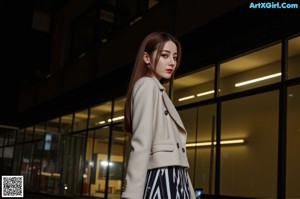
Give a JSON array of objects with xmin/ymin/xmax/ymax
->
[{"xmin": 123, "ymin": 31, "xmax": 182, "ymax": 133}]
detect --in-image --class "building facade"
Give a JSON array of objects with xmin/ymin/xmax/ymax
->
[{"xmin": 1, "ymin": 0, "xmax": 300, "ymax": 198}]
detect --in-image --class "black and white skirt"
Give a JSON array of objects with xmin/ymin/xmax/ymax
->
[{"xmin": 143, "ymin": 166, "xmax": 191, "ymax": 199}]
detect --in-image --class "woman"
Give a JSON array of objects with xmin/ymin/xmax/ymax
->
[{"xmin": 122, "ymin": 31, "xmax": 196, "ymax": 199}]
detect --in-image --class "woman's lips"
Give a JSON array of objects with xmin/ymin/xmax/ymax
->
[{"xmin": 166, "ymin": 69, "xmax": 173, "ymax": 74}]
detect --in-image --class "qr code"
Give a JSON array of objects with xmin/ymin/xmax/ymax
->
[{"xmin": 1, "ymin": 176, "xmax": 23, "ymax": 198}]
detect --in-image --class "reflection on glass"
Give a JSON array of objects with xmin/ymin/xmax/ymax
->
[
  {"xmin": 41, "ymin": 119, "xmax": 61, "ymax": 194},
  {"xmin": 221, "ymin": 91, "xmax": 278, "ymax": 198},
  {"xmin": 174, "ymin": 66, "xmax": 215, "ymax": 106},
  {"xmin": 16, "ymin": 128, "xmax": 25, "ymax": 143},
  {"xmin": 25, "ymin": 126, "xmax": 34, "ymax": 141},
  {"xmin": 179, "ymin": 104, "xmax": 217, "ymax": 195},
  {"xmin": 74, "ymin": 109, "xmax": 88, "ymax": 131},
  {"xmin": 108, "ymin": 124, "xmax": 129, "ymax": 198},
  {"xmin": 113, "ymin": 98, "xmax": 125, "ymax": 124},
  {"xmin": 47, "ymin": 118, "xmax": 60, "ymax": 135},
  {"xmin": 87, "ymin": 127, "xmax": 110, "ymax": 197},
  {"xmin": 21, "ymin": 141, "xmax": 43, "ymax": 191},
  {"xmin": 196, "ymin": 105, "xmax": 216, "ymax": 195},
  {"xmin": 83, "ymin": 130, "xmax": 94, "ymax": 196},
  {"xmin": 220, "ymin": 43, "xmax": 281, "ymax": 96},
  {"xmin": 61, "ymin": 114, "xmax": 74, "ymax": 133},
  {"xmin": 3, "ymin": 131, "xmax": 9, "ymax": 146},
  {"xmin": 2, "ymin": 147, "xmax": 14, "ymax": 175},
  {"xmin": 286, "ymin": 85, "xmax": 300, "ymax": 198},
  {"xmin": 178, "ymin": 108, "xmax": 197, "ymax": 185},
  {"xmin": 21, "ymin": 143, "xmax": 34, "ymax": 190},
  {"xmin": 60, "ymin": 132, "xmax": 86, "ymax": 196},
  {"xmin": 35, "ymin": 122, "xmax": 46, "ymax": 140},
  {"xmin": 0, "ymin": 132, "xmax": 5, "ymax": 146},
  {"xmin": 89, "ymin": 101, "xmax": 112, "ymax": 128},
  {"xmin": 31, "ymin": 141, "xmax": 43, "ymax": 192},
  {"xmin": 8, "ymin": 130, "xmax": 16, "ymax": 145},
  {"xmin": 288, "ymin": 35, "xmax": 300, "ymax": 79},
  {"xmin": 12, "ymin": 144, "xmax": 22, "ymax": 175}
]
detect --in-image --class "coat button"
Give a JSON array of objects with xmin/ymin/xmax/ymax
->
[
  {"xmin": 182, "ymin": 148, "xmax": 185, "ymax": 153},
  {"xmin": 164, "ymin": 110, "xmax": 169, "ymax": 115},
  {"xmin": 122, "ymin": 178, "xmax": 127, "ymax": 192},
  {"xmin": 177, "ymin": 143, "xmax": 180, "ymax": 148}
]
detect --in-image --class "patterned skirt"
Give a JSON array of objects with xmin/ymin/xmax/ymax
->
[{"xmin": 143, "ymin": 166, "xmax": 191, "ymax": 199}]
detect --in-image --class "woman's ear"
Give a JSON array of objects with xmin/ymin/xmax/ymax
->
[{"xmin": 143, "ymin": 52, "xmax": 150, "ymax": 64}]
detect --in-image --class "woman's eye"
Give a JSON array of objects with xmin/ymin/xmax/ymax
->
[
  {"xmin": 173, "ymin": 57, "xmax": 178, "ymax": 61},
  {"xmin": 161, "ymin": 54, "xmax": 168, "ymax": 58}
]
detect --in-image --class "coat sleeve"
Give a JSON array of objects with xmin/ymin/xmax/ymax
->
[{"xmin": 121, "ymin": 78, "xmax": 157, "ymax": 199}]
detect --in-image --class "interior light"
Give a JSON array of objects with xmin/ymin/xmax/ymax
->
[
  {"xmin": 235, "ymin": 73, "xmax": 281, "ymax": 87},
  {"xmin": 186, "ymin": 139, "xmax": 245, "ymax": 147},
  {"xmin": 178, "ymin": 95, "xmax": 195, "ymax": 102},
  {"xmin": 101, "ymin": 161, "xmax": 113, "ymax": 167},
  {"xmin": 196, "ymin": 90, "xmax": 215, "ymax": 97},
  {"xmin": 108, "ymin": 116, "xmax": 124, "ymax": 122}
]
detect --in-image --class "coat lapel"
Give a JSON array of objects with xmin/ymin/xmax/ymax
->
[{"xmin": 151, "ymin": 77, "xmax": 187, "ymax": 132}]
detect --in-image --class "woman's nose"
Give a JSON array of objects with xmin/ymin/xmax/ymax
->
[{"xmin": 169, "ymin": 58, "xmax": 175, "ymax": 66}]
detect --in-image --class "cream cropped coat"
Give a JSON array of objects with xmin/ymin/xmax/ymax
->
[{"xmin": 121, "ymin": 77, "xmax": 195, "ymax": 199}]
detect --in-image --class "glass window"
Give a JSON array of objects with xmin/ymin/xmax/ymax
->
[
  {"xmin": 20, "ymin": 141, "xmax": 44, "ymax": 191},
  {"xmin": 174, "ymin": 66, "xmax": 215, "ymax": 106},
  {"xmin": 16, "ymin": 128, "xmax": 25, "ymax": 143},
  {"xmin": 74, "ymin": 109, "xmax": 89, "ymax": 131},
  {"xmin": 40, "ymin": 118, "xmax": 60, "ymax": 194},
  {"xmin": 12, "ymin": 144, "xmax": 22, "ymax": 175},
  {"xmin": 3, "ymin": 132, "xmax": 9, "ymax": 146},
  {"xmin": 220, "ymin": 43, "xmax": 281, "ymax": 96},
  {"xmin": 24, "ymin": 126, "xmax": 34, "ymax": 141},
  {"xmin": 178, "ymin": 108, "xmax": 198, "ymax": 185},
  {"xmin": 8, "ymin": 130, "xmax": 16, "ymax": 145},
  {"xmin": 1, "ymin": 131, "xmax": 16, "ymax": 146},
  {"xmin": 220, "ymin": 91, "xmax": 278, "ymax": 198},
  {"xmin": 0, "ymin": 132, "xmax": 5, "ymax": 146},
  {"xmin": 61, "ymin": 114, "xmax": 74, "ymax": 133},
  {"xmin": 179, "ymin": 104, "xmax": 217, "ymax": 195},
  {"xmin": 34, "ymin": 122, "xmax": 46, "ymax": 140},
  {"xmin": 108, "ymin": 124, "xmax": 129, "ymax": 198},
  {"xmin": 2, "ymin": 146, "xmax": 14, "ymax": 175},
  {"xmin": 0, "ymin": 147, "xmax": 2, "ymax": 164},
  {"xmin": 83, "ymin": 130, "xmax": 95, "ymax": 196},
  {"xmin": 60, "ymin": 132, "xmax": 86, "ymax": 196},
  {"xmin": 112, "ymin": 98, "xmax": 125, "ymax": 124},
  {"xmin": 288, "ymin": 35, "xmax": 300, "ymax": 79},
  {"xmin": 89, "ymin": 101, "xmax": 112, "ymax": 128},
  {"xmin": 87, "ymin": 127, "xmax": 110, "ymax": 198},
  {"xmin": 31, "ymin": 141, "xmax": 43, "ymax": 192},
  {"xmin": 3, "ymin": 132, "xmax": 8, "ymax": 146},
  {"xmin": 286, "ymin": 85, "xmax": 300, "ymax": 198},
  {"xmin": 47, "ymin": 118, "xmax": 60, "ymax": 135}
]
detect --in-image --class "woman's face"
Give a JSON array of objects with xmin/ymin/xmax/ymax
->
[{"xmin": 148, "ymin": 40, "xmax": 178, "ymax": 80}]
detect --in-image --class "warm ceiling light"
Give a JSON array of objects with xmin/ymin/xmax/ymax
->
[
  {"xmin": 186, "ymin": 139, "xmax": 245, "ymax": 147},
  {"xmin": 196, "ymin": 90, "xmax": 215, "ymax": 97},
  {"xmin": 108, "ymin": 116, "xmax": 124, "ymax": 122},
  {"xmin": 235, "ymin": 73, "xmax": 281, "ymax": 87},
  {"xmin": 0, "ymin": 124, "xmax": 19, "ymax": 130},
  {"xmin": 178, "ymin": 95, "xmax": 195, "ymax": 102},
  {"xmin": 97, "ymin": 121, "xmax": 105, "ymax": 125}
]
